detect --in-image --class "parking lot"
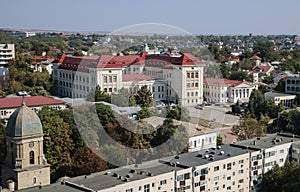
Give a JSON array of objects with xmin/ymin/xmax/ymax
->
[{"xmin": 186, "ymin": 105, "xmax": 240, "ymax": 127}]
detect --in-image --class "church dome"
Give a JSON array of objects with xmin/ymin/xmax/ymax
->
[{"xmin": 6, "ymin": 102, "xmax": 43, "ymax": 137}]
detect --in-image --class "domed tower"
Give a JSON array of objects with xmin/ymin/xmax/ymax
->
[{"xmin": 1, "ymin": 102, "xmax": 50, "ymax": 191}]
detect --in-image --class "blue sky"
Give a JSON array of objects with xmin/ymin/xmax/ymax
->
[{"xmin": 1, "ymin": 0, "xmax": 300, "ymax": 35}]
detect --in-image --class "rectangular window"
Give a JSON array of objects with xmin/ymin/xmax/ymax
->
[
  {"xmin": 227, "ymin": 163, "xmax": 232, "ymax": 170},
  {"xmin": 214, "ymin": 176, "xmax": 219, "ymax": 181},
  {"xmin": 214, "ymin": 166, "xmax": 219, "ymax": 171},
  {"xmin": 144, "ymin": 184, "xmax": 150, "ymax": 192},
  {"xmin": 160, "ymin": 179, "xmax": 167, "ymax": 185},
  {"xmin": 280, "ymin": 149, "xmax": 284, "ymax": 153}
]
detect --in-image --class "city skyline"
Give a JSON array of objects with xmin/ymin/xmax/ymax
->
[{"xmin": 1, "ymin": 0, "xmax": 300, "ymax": 35}]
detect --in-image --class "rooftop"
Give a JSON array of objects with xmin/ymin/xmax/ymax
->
[
  {"xmin": 57, "ymin": 52, "xmax": 204, "ymax": 71},
  {"xmin": 204, "ymin": 78, "xmax": 252, "ymax": 87},
  {"xmin": 122, "ymin": 74, "xmax": 154, "ymax": 82},
  {"xmin": 66, "ymin": 160, "xmax": 182, "ymax": 191},
  {"xmin": 143, "ymin": 116, "xmax": 214, "ymax": 137},
  {"xmin": 233, "ymin": 133, "xmax": 300, "ymax": 150},
  {"xmin": 264, "ymin": 92, "xmax": 296, "ymax": 98},
  {"xmin": 159, "ymin": 144, "xmax": 255, "ymax": 168},
  {"xmin": 0, "ymin": 96, "xmax": 66, "ymax": 109}
]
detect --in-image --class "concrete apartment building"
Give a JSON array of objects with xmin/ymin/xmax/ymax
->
[
  {"xmin": 285, "ymin": 73, "xmax": 300, "ymax": 94},
  {"xmin": 233, "ymin": 133, "xmax": 300, "ymax": 191},
  {"xmin": 0, "ymin": 44, "xmax": 15, "ymax": 67},
  {"xmin": 7, "ymin": 31, "xmax": 36, "ymax": 37},
  {"xmin": 52, "ymin": 52, "xmax": 204, "ymax": 106},
  {"xmin": 6, "ymin": 133, "xmax": 300, "ymax": 192},
  {"xmin": 203, "ymin": 78, "xmax": 255, "ymax": 103}
]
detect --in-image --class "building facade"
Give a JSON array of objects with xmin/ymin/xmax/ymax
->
[
  {"xmin": 285, "ymin": 74, "xmax": 300, "ymax": 94},
  {"xmin": 52, "ymin": 52, "xmax": 204, "ymax": 106},
  {"xmin": 204, "ymin": 78, "xmax": 255, "ymax": 103},
  {"xmin": 1, "ymin": 102, "xmax": 50, "ymax": 191},
  {"xmin": 264, "ymin": 92, "xmax": 296, "ymax": 108},
  {"xmin": 0, "ymin": 44, "xmax": 15, "ymax": 67},
  {"xmin": 13, "ymin": 133, "xmax": 300, "ymax": 192}
]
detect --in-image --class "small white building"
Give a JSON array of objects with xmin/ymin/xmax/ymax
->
[
  {"xmin": 264, "ymin": 92, "xmax": 296, "ymax": 108},
  {"xmin": 204, "ymin": 78, "xmax": 255, "ymax": 103}
]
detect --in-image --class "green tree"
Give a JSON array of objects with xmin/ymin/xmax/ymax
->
[
  {"xmin": 87, "ymin": 85, "xmax": 111, "ymax": 102},
  {"xmin": 135, "ymin": 85, "xmax": 153, "ymax": 108},
  {"xmin": 136, "ymin": 107, "xmax": 151, "ymax": 120},
  {"xmin": 166, "ymin": 105, "xmax": 190, "ymax": 122},
  {"xmin": 232, "ymin": 113, "xmax": 266, "ymax": 140},
  {"xmin": 217, "ymin": 135, "xmax": 223, "ymax": 146},
  {"xmin": 111, "ymin": 88, "xmax": 133, "ymax": 107},
  {"xmin": 38, "ymin": 108, "xmax": 74, "ymax": 182},
  {"xmin": 274, "ymin": 78, "xmax": 286, "ymax": 92},
  {"xmin": 260, "ymin": 161, "xmax": 300, "ymax": 192}
]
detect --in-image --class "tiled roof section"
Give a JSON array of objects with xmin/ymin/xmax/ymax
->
[
  {"xmin": 56, "ymin": 53, "xmax": 203, "ymax": 70},
  {"xmin": 145, "ymin": 53, "xmax": 203, "ymax": 67},
  {"xmin": 96, "ymin": 55, "xmax": 140, "ymax": 68},
  {"xmin": 122, "ymin": 74, "xmax": 154, "ymax": 82},
  {"xmin": 0, "ymin": 96, "xmax": 66, "ymax": 109},
  {"xmin": 32, "ymin": 56, "xmax": 57, "ymax": 61},
  {"xmin": 204, "ymin": 78, "xmax": 252, "ymax": 87},
  {"xmin": 223, "ymin": 54, "xmax": 240, "ymax": 60},
  {"xmin": 252, "ymin": 66, "xmax": 273, "ymax": 73},
  {"xmin": 279, "ymin": 74, "xmax": 288, "ymax": 79},
  {"xmin": 58, "ymin": 55, "xmax": 99, "ymax": 71},
  {"xmin": 250, "ymin": 55, "xmax": 262, "ymax": 60}
]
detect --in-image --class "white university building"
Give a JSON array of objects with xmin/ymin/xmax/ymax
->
[{"xmin": 52, "ymin": 52, "xmax": 204, "ymax": 106}]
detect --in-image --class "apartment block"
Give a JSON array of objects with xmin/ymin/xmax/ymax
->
[
  {"xmin": 285, "ymin": 74, "xmax": 300, "ymax": 94},
  {"xmin": 0, "ymin": 44, "xmax": 15, "ymax": 67}
]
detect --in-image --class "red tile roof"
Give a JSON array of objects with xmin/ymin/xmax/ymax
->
[
  {"xmin": 56, "ymin": 53, "xmax": 204, "ymax": 71},
  {"xmin": 279, "ymin": 74, "xmax": 288, "ymax": 79},
  {"xmin": 223, "ymin": 54, "xmax": 240, "ymax": 60},
  {"xmin": 32, "ymin": 56, "xmax": 57, "ymax": 61},
  {"xmin": 204, "ymin": 78, "xmax": 252, "ymax": 87},
  {"xmin": 250, "ymin": 55, "xmax": 262, "ymax": 60},
  {"xmin": 122, "ymin": 74, "xmax": 154, "ymax": 82},
  {"xmin": 252, "ymin": 66, "xmax": 273, "ymax": 73},
  {"xmin": 0, "ymin": 96, "xmax": 66, "ymax": 109}
]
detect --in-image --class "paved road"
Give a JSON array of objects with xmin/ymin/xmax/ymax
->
[{"xmin": 186, "ymin": 105, "xmax": 240, "ymax": 126}]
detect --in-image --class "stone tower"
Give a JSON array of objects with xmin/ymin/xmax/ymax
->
[{"xmin": 1, "ymin": 102, "xmax": 50, "ymax": 191}]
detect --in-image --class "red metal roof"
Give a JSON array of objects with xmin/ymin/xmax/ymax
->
[
  {"xmin": 0, "ymin": 96, "xmax": 66, "ymax": 109},
  {"xmin": 122, "ymin": 74, "xmax": 154, "ymax": 82}
]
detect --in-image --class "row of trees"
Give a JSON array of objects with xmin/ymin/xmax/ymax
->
[
  {"xmin": 260, "ymin": 161, "xmax": 300, "ymax": 192},
  {"xmin": 38, "ymin": 108, "xmax": 109, "ymax": 182}
]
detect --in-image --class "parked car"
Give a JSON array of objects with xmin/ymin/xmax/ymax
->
[{"xmin": 195, "ymin": 104, "xmax": 204, "ymax": 110}]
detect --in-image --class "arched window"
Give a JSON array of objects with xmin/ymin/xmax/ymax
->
[
  {"xmin": 29, "ymin": 151, "xmax": 34, "ymax": 164},
  {"xmin": 33, "ymin": 177, "xmax": 37, "ymax": 184}
]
